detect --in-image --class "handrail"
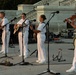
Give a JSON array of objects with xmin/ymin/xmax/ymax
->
[
  {"xmin": 34, "ymin": 0, "xmax": 51, "ymax": 6},
  {"xmin": 26, "ymin": 9, "xmax": 36, "ymax": 16},
  {"xmin": 26, "ymin": 9, "xmax": 36, "ymax": 19},
  {"xmin": 59, "ymin": 0, "xmax": 75, "ymax": 6}
]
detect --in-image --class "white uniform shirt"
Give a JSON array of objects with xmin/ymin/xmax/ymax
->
[
  {"xmin": 17, "ymin": 19, "xmax": 30, "ymax": 31},
  {"xmin": 37, "ymin": 22, "xmax": 46, "ymax": 34},
  {"xmin": 1, "ymin": 17, "xmax": 9, "ymax": 32}
]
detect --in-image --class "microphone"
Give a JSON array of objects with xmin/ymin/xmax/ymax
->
[
  {"xmin": 51, "ymin": 11, "xmax": 59, "ymax": 14},
  {"xmin": 11, "ymin": 17, "xmax": 17, "ymax": 22},
  {"xmin": 31, "ymin": 19, "xmax": 36, "ymax": 22}
]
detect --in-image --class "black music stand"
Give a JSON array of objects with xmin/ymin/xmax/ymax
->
[
  {"xmin": 37, "ymin": 13, "xmax": 60, "ymax": 75},
  {"xmin": 52, "ymin": 48, "xmax": 66, "ymax": 62},
  {"xmin": 29, "ymin": 20, "xmax": 38, "ymax": 57}
]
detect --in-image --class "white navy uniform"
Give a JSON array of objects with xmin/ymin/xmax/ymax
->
[
  {"xmin": 37, "ymin": 22, "xmax": 46, "ymax": 63},
  {"xmin": 17, "ymin": 19, "xmax": 29, "ymax": 57},
  {"xmin": 1, "ymin": 17, "xmax": 10, "ymax": 53},
  {"xmin": 66, "ymin": 23, "xmax": 76, "ymax": 72}
]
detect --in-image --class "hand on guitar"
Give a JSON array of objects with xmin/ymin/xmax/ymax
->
[
  {"xmin": 19, "ymin": 24, "xmax": 22, "ymax": 27},
  {"xmin": 0, "ymin": 25, "xmax": 4, "ymax": 29},
  {"xmin": 14, "ymin": 24, "xmax": 22, "ymax": 29},
  {"xmin": 14, "ymin": 24, "xmax": 20, "ymax": 34},
  {"xmin": 14, "ymin": 24, "xmax": 17, "ymax": 29}
]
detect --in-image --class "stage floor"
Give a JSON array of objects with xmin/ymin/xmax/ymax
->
[{"xmin": 0, "ymin": 38, "xmax": 75, "ymax": 75}]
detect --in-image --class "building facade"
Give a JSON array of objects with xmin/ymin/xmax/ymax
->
[{"xmin": 0, "ymin": 0, "xmax": 76, "ymax": 33}]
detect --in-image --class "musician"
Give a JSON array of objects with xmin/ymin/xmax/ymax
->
[
  {"xmin": 14, "ymin": 13, "xmax": 29, "ymax": 58},
  {"xmin": 0, "ymin": 12, "xmax": 10, "ymax": 54},
  {"xmin": 65, "ymin": 14, "xmax": 76, "ymax": 73},
  {"xmin": 30, "ymin": 14, "xmax": 46, "ymax": 64}
]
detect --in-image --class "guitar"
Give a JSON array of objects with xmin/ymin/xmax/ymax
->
[
  {"xmin": 0, "ymin": 25, "xmax": 7, "ymax": 30},
  {"xmin": 14, "ymin": 24, "xmax": 27, "ymax": 34},
  {"xmin": 0, "ymin": 21, "xmax": 10, "ymax": 30},
  {"xmin": 14, "ymin": 19, "xmax": 28, "ymax": 34},
  {"xmin": 14, "ymin": 24, "xmax": 20, "ymax": 34}
]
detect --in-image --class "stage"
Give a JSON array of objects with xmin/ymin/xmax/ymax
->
[{"xmin": 0, "ymin": 38, "xmax": 75, "ymax": 75}]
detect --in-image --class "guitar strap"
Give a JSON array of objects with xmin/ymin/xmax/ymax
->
[
  {"xmin": 19, "ymin": 19, "xmax": 27, "ymax": 32},
  {"xmin": 22, "ymin": 19, "xmax": 27, "ymax": 26}
]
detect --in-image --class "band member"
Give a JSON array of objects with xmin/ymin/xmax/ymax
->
[
  {"xmin": 65, "ymin": 14, "xmax": 76, "ymax": 73},
  {"xmin": 0, "ymin": 12, "xmax": 10, "ymax": 54},
  {"xmin": 14, "ymin": 13, "xmax": 29, "ymax": 58},
  {"xmin": 30, "ymin": 15, "xmax": 46, "ymax": 64}
]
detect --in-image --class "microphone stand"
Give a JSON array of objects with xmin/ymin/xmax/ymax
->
[
  {"xmin": 14, "ymin": 19, "xmax": 33, "ymax": 66},
  {"xmin": 29, "ymin": 12, "xmax": 59, "ymax": 58},
  {"xmin": 38, "ymin": 13, "xmax": 60, "ymax": 75},
  {"xmin": 28, "ymin": 19, "xmax": 38, "ymax": 57},
  {"xmin": 0, "ymin": 17, "xmax": 17, "ymax": 66}
]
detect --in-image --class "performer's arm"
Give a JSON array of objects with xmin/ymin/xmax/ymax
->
[
  {"xmin": 30, "ymin": 25, "xmax": 40, "ymax": 33},
  {"xmin": 70, "ymin": 22, "xmax": 76, "ymax": 29},
  {"xmin": 66, "ymin": 19, "xmax": 76, "ymax": 29},
  {"xmin": 33, "ymin": 30, "xmax": 40, "ymax": 33}
]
